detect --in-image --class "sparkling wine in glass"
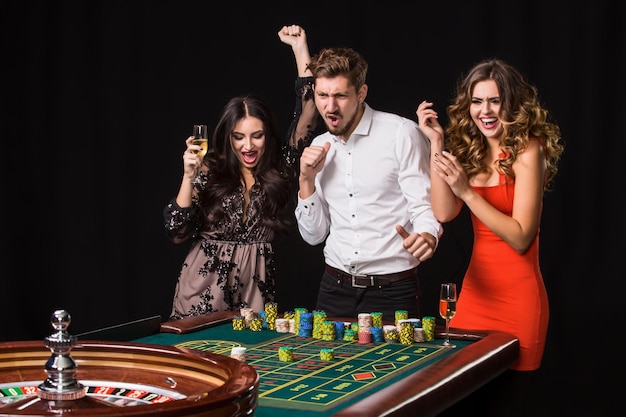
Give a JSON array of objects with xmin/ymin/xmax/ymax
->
[
  {"xmin": 190, "ymin": 124, "xmax": 208, "ymax": 187},
  {"xmin": 438, "ymin": 282, "xmax": 457, "ymax": 348}
]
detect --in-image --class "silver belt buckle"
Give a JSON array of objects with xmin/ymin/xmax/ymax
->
[{"xmin": 351, "ymin": 274, "xmax": 372, "ymax": 288}]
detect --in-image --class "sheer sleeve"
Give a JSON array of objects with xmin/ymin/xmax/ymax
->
[
  {"xmin": 163, "ymin": 198, "xmax": 201, "ymax": 242},
  {"xmin": 283, "ymin": 76, "xmax": 323, "ymax": 166}
]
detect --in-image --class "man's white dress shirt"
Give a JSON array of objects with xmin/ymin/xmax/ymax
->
[{"xmin": 296, "ymin": 103, "xmax": 443, "ymax": 276}]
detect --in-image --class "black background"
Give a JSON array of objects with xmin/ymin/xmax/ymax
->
[{"xmin": 2, "ymin": 1, "xmax": 623, "ymax": 415}]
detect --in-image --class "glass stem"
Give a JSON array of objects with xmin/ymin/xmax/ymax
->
[{"xmin": 445, "ymin": 319, "xmax": 450, "ymax": 344}]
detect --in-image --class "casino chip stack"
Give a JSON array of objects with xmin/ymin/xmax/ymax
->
[
  {"xmin": 264, "ymin": 302, "xmax": 278, "ymax": 330},
  {"xmin": 320, "ymin": 320, "xmax": 336, "ymax": 341},
  {"xmin": 383, "ymin": 325, "xmax": 399, "ymax": 343},
  {"xmin": 357, "ymin": 313, "xmax": 372, "ymax": 333},
  {"xmin": 230, "ymin": 347, "xmax": 246, "ymax": 362},
  {"xmin": 334, "ymin": 321, "xmax": 345, "ymax": 340},
  {"xmin": 422, "ymin": 316, "xmax": 435, "ymax": 341},
  {"xmin": 298, "ymin": 312, "xmax": 313, "ymax": 338},
  {"xmin": 312, "ymin": 310, "xmax": 327, "ymax": 339},
  {"xmin": 319, "ymin": 348, "xmax": 334, "ymax": 361},
  {"xmin": 414, "ymin": 327, "xmax": 425, "ymax": 342},
  {"xmin": 370, "ymin": 326, "xmax": 384, "ymax": 342},
  {"xmin": 399, "ymin": 322, "xmax": 414, "ymax": 345},
  {"xmin": 395, "ymin": 310, "xmax": 408, "ymax": 325},
  {"xmin": 343, "ymin": 328, "xmax": 357, "ymax": 341},
  {"xmin": 283, "ymin": 311, "xmax": 296, "ymax": 333},
  {"xmin": 257, "ymin": 310, "xmax": 268, "ymax": 329},
  {"xmin": 370, "ymin": 312, "xmax": 383, "ymax": 328},
  {"xmin": 249, "ymin": 317, "xmax": 263, "ymax": 331},
  {"xmin": 275, "ymin": 318, "xmax": 289, "ymax": 333},
  {"xmin": 232, "ymin": 315, "xmax": 246, "ymax": 330},
  {"xmin": 278, "ymin": 346, "xmax": 294, "ymax": 362},
  {"xmin": 358, "ymin": 330, "xmax": 372, "ymax": 344},
  {"xmin": 240, "ymin": 308, "xmax": 255, "ymax": 327},
  {"xmin": 294, "ymin": 308, "xmax": 308, "ymax": 335}
]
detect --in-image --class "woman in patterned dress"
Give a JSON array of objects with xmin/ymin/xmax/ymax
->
[{"xmin": 164, "ymin": 25, "xmax": 320, "ymax": 320}]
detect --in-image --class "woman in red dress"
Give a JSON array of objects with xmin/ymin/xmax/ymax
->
[{"xmin": 417, "ymin": 59, "xmax": 564, "ymax": 416}]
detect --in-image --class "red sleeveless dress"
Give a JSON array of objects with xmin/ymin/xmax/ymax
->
[{"xmin": 451, "ymin": 175, "xmax": 549, "ymax": 371}]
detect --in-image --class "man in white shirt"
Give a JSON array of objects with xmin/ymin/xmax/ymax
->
[{"xmin": 296, "ymin": 46, "xmax": 442, "ymax": 321}]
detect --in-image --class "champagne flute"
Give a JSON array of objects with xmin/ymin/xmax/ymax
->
[
  {"xmin": 438, "ymin": 283, "xmax": 457, "ymax": 348},
  {"xmin": 190, "ymin": 124, "xmax": 208, "ymax": 187}
]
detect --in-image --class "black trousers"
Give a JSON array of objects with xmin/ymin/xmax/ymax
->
[{"xmin": 314, "ymin": 268, "xmax": 421, "ymax": 322}]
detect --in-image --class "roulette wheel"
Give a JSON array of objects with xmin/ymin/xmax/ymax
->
[{"xmin": 0, "ymin": 310, "xmax": 258, "ymax": 416}]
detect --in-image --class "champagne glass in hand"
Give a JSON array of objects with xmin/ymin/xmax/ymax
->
[
  {"xmin": 190, "ymin": 124, "xmax": 208, "ymax": 187},
  {"xmin": 438, "ymin": 283, "xmax": 457, "ymax": 348}
]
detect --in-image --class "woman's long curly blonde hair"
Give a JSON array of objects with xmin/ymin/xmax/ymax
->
[{"xmin": 445, "ymin": 59, "xmax": 564, "ymax": 190}]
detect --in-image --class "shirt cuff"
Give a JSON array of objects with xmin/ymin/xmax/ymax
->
[{"xmin": 297, "ymin": 192, "xmax": 320, "ymax": 216}]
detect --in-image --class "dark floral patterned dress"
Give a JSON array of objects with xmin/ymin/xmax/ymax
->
[{"xmin": 164, "ymin": 77, "xmax": 320, "ymax": 321}]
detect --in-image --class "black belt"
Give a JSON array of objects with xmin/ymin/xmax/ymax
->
[{"xmin": 325, "ymin": 265, "xmax": 416, "ymax": 288}]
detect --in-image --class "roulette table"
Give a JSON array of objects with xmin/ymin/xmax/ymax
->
[
  {"xmin": 0, "ymin": 310, "xmax": 518, "ymax": 417},
  {"xmin": 139, "ymin": 311, "xmax": 519, "ymax": 417}
]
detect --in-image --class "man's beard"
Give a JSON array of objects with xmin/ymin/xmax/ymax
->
[{"xmin": 326, "ymin": 112, "xmax": 356, "ymax": 137}]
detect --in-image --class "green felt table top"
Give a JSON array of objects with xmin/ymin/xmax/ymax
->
[{"xmin": 136, "ymin": 321, "xmax": 470, "ymax": 417}]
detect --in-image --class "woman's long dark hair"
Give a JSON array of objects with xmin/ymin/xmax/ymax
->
[{"xmin": 198, "ymin": 94, "xmax": 295, "ymax": 233}]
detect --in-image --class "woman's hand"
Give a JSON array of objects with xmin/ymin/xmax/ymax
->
[
  {"xmin": 432, "ymin": 150, "xmax": 472, "ymax": 200},
  {"xmin": 416, "ymin": 100, "xmax": 444, "ymax": 147},
  {"xmin": 278, "ymin": 24, "xmax": 311, "ymax": 77},
  {"xmin": 278, "ymin": 24, "xmax": 305, "ymax": 48},
  {"xmin": 183, "ymin": 136, "xmax": 203, "ymax": 179}
]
